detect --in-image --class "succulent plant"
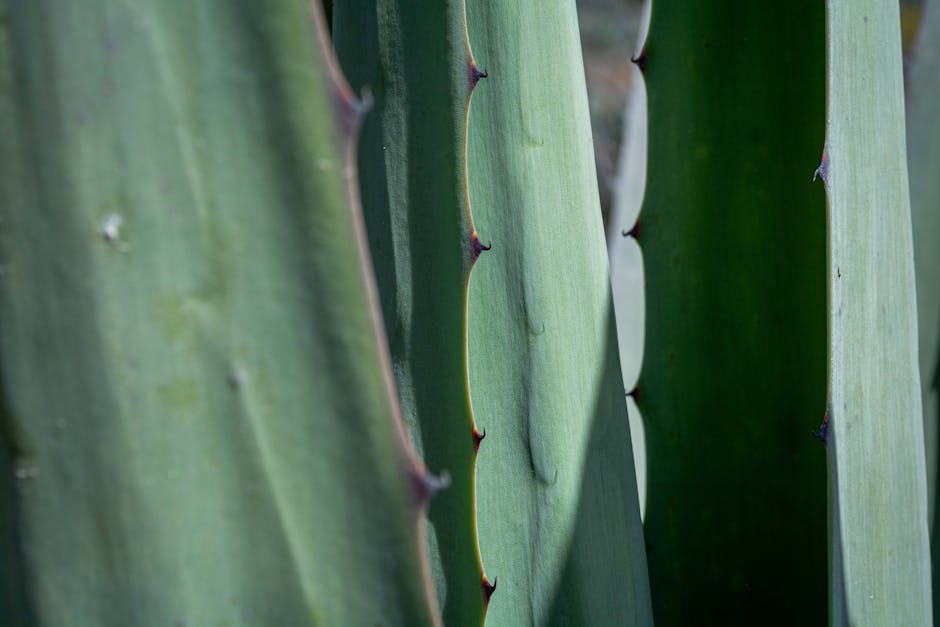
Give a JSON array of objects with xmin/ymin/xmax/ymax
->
[{"xmin": 1, "ymin": 0, "xmax": 935, "ymax": 625}]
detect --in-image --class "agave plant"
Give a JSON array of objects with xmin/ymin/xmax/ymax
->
[{"xmin": 0, "ymin": 0, "xmax": 935, "ymax": 625}]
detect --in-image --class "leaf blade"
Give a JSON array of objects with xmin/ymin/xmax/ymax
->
[{"xmin": 0, "ymin": 2, "xmax": 438, "ymax": 625}]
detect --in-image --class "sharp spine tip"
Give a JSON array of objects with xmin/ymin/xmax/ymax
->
[
  {"xmin": 482, "ymin": 576, "xmax": 497, "ymax": 603},
  {"xmin": 339, "ymin": 86, "xmax": 372, "ymax": 136},
  {"xmin": 624, "ymin": 219, "xmax": 641, "ymax": 240},
  {"xmin": 473, "ymin": 428, "xmax": 486, "ymax": 453},
  {"xmin": 631, "ymin": 47, "xmax": 648, "ymax": 72},
  {"xmin": 814, "ymin": 147, "xmax": 829, "ymax": 184},
  {"xmin": 812, "ymin": 411, "xmax": 829, "ymax": 446},
  {"xmin": 472, "ymin": 235, "xmax": 492, "ymax": 261},
  {"xmin": 469, "ymin": 62, "xmax": 489, "ymax": 88},
  {"xmin": 811, "ymin": 423, "xmax": 827, "ymax": 445}
]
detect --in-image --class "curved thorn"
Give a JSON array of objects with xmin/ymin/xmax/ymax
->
[
  {"xmin": 469, "ymin": 61, "xmax": 488, "ymax": 89},
  {"xmin": 625, "ymin": 218, "xmax": 641, "ymax": 240},
  {"xmin": 813, "ymin": 146, "xmax": 829, "ymax": 185},
  {"xmin": 473, "ymin": 427, "xmax": 486, "ymax": 453},
  {"xmin": 631, "ymin": 47, "xmax": 648, "ymax": 72},
  {"xmin": 482, "ymin": 575, "xmax": 497, "ymax": 604},
  {"xmin": 812, "ymin": 422, "xmax": 828, "ymax": 446},
  {"xmin": 472, "ymin": 234, "xmax": 492, "ymax": 261}
]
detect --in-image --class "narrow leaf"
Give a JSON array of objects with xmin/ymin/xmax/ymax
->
[
  {"xmin": 465, "ymin": 1, "xmax": 652, "ymax": 625},
  {"xmin": 333, "ymin": 2, "xmax": 489, "ymax": 625},
  {"xmin": 639, "ymin": 2, "xmax": 829, "ymax": 623},
  {"xmin": 825, "ymin": 0, "xmax": 932, "ymax": 623},
  {"xmin": 906, "ymin": 0, "xmax": 940, "ymax": 577}
]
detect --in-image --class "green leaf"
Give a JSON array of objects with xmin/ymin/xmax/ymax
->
[
  {"xmin": 464, "ymin": 1, "xmax": 652, "ymax": 625},
  {"xmin": 333, "ymin": 2, "xmax": 488, "ymax": 625},
  {"xmin": 638, "ymin": 2, "xmax": 829, "ymax": 623},
  {"xmin": 824, "ymin": 1, "xmax": 933, "ymax": 623},
  {"xmin": 608, "ymin": 0, "xmax": 650, "ymax": 519},
  {"xmin": 0, "ymin": 2, "xmax": 438, "ymax": 625},
  {"xmin": 906, "ymin": 0, "xmax": 940, "ymax": 604}
]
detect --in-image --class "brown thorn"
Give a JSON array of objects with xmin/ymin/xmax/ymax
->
[
  {"xmin": 472, "ymin": 234, "xmax": 492, "ymax": 261},
  {"xmin": 631, "ymin": 47, "xmax": 648, "ymax": 73},
  {"xmin": 482, "ymin": 575, "xmax": 497, "ymax": 605},
  {"xmin": 473, "ymin": 427, "xmax": 486, "ymax": 453},
  {"xmin": 627, "ymin": 385, "xmax": 640, "ymax": 404},
  {"xmin": 621, "ymin": 218, "xmax": 641, "ymax": 240},
  {"xmin": 469, "ymin": 61, "xmax": 489, "ymax": 89},
  {"xmin": 811, "ymin": 422, "xmax": 828, "ymax": 446},
  {"xmin": 813, "ymin": 146, "xmax": 829, "ymax": 185},
  {"xmin": 812, "ymin": 409, "xmax": 830, "ymax": 447}
]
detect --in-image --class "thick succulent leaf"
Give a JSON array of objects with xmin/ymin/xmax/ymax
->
[
  {"xmin": 0, "ymin": 2, "xmax": 438, "ymax": 625},
  {"xmin": 638, "ymin": 2, "xmax": 828, "ymax": 623},
  {"xmin": 906, "ymin": 0, "xmax": 940, "ymax": 599},
  {"xmin": 333, "ymin": 2, "xmax": 489, "ymax": 625},
  {"xmin": 824, "ymin": 1, "xmax": 933, "ymax": 623},
  {"xmin": 464, "ymin": 1, "xmax": 652, "ymax": 625},
  {"xmin": 608, "ymin": 0, "xmax": 650, "ymax": 518}
]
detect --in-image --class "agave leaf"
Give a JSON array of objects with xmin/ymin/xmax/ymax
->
[
  {"xmin": 464, "ymin": 1, "xmax": 652, "ymax": 625},
  {"xmin": 0, "ymin": 2, "xmax": 438, "ymax": 625},
  {"xmin": 638, "ymin": 2, "xmax": 828, "ymax": 622},
  {"xmin": 333, "ymin": 2, "xmax": 489, "ymax": 625},
  {"xmin": 608, "ymin": 0, "xmax": 651, "ymax": 519},
  {"xmin": 906, "ymin": 0, "xmax": 940, "ymax": 603},
  {"xmin": 824, "ymin": 0, "xmax": 932, "ymax": 623}
]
